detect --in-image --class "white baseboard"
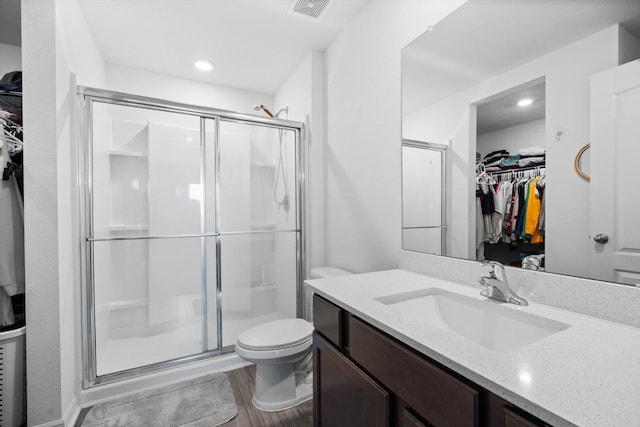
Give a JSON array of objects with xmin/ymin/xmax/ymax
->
[{"xmin": 63, "ymin": 396, "xmax": 81, "ymax": 427}]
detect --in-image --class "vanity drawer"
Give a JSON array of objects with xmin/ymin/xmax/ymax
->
[
  {"xmin": 313, "ymin": 294, "xmax": 343, "ymax": 348},
  {"xmin": 348, "ymin": 315, "xmax": 479, "ymax": 427}
]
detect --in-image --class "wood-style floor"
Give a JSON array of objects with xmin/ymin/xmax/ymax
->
[{"xmin": 222, "ymin": 365, "xmax": 313, "ymax": 427}]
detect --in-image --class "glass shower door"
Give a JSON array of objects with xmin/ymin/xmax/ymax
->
[
  {"xmin": 90, "ymin": 102, "xmax": 213, "ymax": 376},
  {"xmin": 81, "ymin": 87, "xmax": 303, "ymax": 386},
  {"xmin": 215, "ymin": 120, "xmax": 299, "ymax": 348}
]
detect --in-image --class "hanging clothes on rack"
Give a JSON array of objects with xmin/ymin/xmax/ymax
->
[
  {"xmin": 475, "ymin": 164, "xmax": 501, "ymax": 260},
  {"xmin": 0, "ymin": 110, "xmax": 23, "ymax": 198},
  {"xmin": 0, "ymin": 112, "xmax": 25, "ymax": 328},
  {"xmin": 478, "ymin": 167, "xmax": 546, "ymax": 258},
  {"xmin": 523, "ymin": 175, "xmax": 544, "ymax": 243},
  {"xmin": 536, "ymin": 176, "xmax": 546, "ymax": 234},
  {"xmin": 499, "ymin": 168, "xmax": 545, "ymax": 245}
]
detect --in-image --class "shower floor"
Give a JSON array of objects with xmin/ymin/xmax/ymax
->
[
  {"xmin": 98, "ymin": 322, "xmax": 203, "ymax": 375},
  {"xmin": 97, "ymin": 311, "xmax": 289, "ymax": 375}
]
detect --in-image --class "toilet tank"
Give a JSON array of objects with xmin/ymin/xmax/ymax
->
[{"xmin": 309, "ymin": 267, "xmax": 352, "ymax": 279}]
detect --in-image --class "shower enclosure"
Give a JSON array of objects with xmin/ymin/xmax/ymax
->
[
  {"xmin": 78, "ymin": 87, "xmax": 304, "ymax": 387},
  {"xmin": 401, "ymin": 140, "xmax": 447, "ymax": 255}
]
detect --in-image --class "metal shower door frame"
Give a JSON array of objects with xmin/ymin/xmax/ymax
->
[
  {"xmin": 77, "ymin": 87, "xmax": 305, "ymax": 388},
  {"xmin": 401, "ymin": 139, "xmax": 448, "ymax": 256}
]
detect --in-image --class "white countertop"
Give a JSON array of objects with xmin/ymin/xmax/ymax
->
[{"xmin": 305, "ymin": 269, "xmax": 640, "ymax": 427}]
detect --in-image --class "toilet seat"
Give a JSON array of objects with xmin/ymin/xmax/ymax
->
[
  {"xmin": 237, "ymin": 318, "xmax": 313, "ymax": 351},
  {"xmin": 236, "ymin": 337, "xmax": 312, "ymax": 360}
]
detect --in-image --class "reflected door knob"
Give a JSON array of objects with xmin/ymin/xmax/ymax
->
[{"xmin": 594, "ymin": 234, "xmax": 609, "ymax": 244}]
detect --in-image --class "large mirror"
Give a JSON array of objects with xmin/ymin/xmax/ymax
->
[{"xmin": 401, "ymin": 0, "xmax": 640, "ymax": 286}]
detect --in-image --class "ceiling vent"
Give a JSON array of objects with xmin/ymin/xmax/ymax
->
[{"xmin": 290, "ymin": 0, "xmax": 330, "ymax": 19}]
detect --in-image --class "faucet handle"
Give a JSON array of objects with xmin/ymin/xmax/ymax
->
[
  {"xmin": 489, "ymin": 260, "xmax": 509, "ymax": 280},
  {"xmin": 481, "ymin": 260, "xmax": 502, "ymax": 279}
]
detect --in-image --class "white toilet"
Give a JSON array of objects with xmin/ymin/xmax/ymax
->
[{"xmin": 235, "ymin": 266, "xmax": 351, "ymax": 411}]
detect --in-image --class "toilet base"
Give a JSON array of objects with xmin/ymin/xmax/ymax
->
[
  {"xmin": 251, "ymin": 359, "xmax": 313, "ymax": 412},
  {"xmin": 252, "ymin": 381, "xmax": 313, "ymax": 412}
]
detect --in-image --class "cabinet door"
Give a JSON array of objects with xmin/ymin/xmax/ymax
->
[
  {"xmin": 348, "ymin": 315, "xmax": 478, "ymax": 427},
  {"xmin": 403, "ymin": 408, "xmax": 430, "ymax": 427},
  {"xmin": 313, "ymin": 332, "xmax": 389, "ymax": 427},
  {"xmin": 504, "ymin": 407, "xmax": 546, "ymax": 427}
]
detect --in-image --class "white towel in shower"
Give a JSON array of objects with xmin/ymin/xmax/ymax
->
[{"xmin": 0, "ymin": 142, "xmax": 24, "ymax": 297}]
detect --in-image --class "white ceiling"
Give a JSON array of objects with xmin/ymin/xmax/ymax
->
[
  {"xmin": 403, "ymin": 0, "xmax": 640, "ymax": 118},
  {"xmin": 77, "ymin": 0, "xmax": 368, "ymax": 95},
  {"xmin": 476, "ymin": 81, "xmax": 545, "ymax": 135}
]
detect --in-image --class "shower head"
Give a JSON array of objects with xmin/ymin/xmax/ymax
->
[{"xmin": 253, "ymin": 104, "xmax": 274, "ymax": 118}]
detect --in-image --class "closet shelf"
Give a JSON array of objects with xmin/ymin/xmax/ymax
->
[{"xmin": 485, "ymin": 164, "xmax": 545, "ymax": 175}]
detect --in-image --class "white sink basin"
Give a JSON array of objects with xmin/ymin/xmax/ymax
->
[{"xmin": 376, "ymin": 288, "xmax": 570, "ymax": 352}]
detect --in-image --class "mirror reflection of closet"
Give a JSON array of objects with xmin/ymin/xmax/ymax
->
[{"xmin": 475, "ymin": 79, "xmax": 545, "ymax": 270}]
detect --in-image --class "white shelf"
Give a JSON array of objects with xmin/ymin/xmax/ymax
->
[
  {"xmin": 109, "ymin": 224, "xmax": 149, "ymax": 232},
  {"xmin": 109, "ymin": 150, "xmax": 147, "ymax": 158},
  {"xmin": 251, "ymin": 162, "xmax": 276, "ymax": 168},
  {"xmin": 251, "ymin": 224, "xmax": 277, "ymax": 231}
]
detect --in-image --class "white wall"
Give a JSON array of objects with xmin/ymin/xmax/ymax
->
[
  {"xmin": 273, "ymin": 50, "xmax": 324, "ymax": 320},
  {"xmin": 403, "ymin": 25, "xmax": 621, "ymax": 277},
  {"xmin": 324, "ymin": 0, "xmax": 466, "ymax": 273},
  {"xmin": 0, "ymin": 42, "xmax": 21, "ymax": 77},
  {"xmin": 274, "ymin": 50, "xmax": 325, "ymax": 277},
  {"xmin": 106, "ymin": 64, "xmax": 272, "ymax": 116},
  {"xmin": 477, "ymin": 119, "xmax": 545, "ymax": 159},
  {"xmin": 56, "ymin": 0, "xmax": 106, "ymax": 422},
  {"xmin": 22, "ymin": 1, "xmax": 61, "ymax": 424},
  {"xmin": 23, "ymin": 0, "xmax": 106, "ymax": 424}
]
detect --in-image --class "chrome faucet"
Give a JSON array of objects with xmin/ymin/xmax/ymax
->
[{"xmin": 478, "ymin": 261, "xmax": 528, "ymax": 306}]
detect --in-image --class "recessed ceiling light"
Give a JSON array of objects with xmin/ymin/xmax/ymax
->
[
  {"xmin": 194, "ymin": 59, "xmax": 214, "ymax": 72},
  {"xmin": 517, "ymin": 98, "xmax": 533, "ymax": 107}
]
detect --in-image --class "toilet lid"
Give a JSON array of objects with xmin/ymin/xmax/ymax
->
[{"xmin": 237, "ymin": 319, "xmax": 313, "ymax": 351}]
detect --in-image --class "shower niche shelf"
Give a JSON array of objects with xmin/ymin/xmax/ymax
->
[
  {"xmin": 250, "ymin": 162, "xmax": 276, "ymax": 168},
  {"xmin": 108, "ymin": 224, "xmax": 149, "ymax": 232},
  {"xmin": 108, "ymin": 154, "xmax": 149, "ymax": 231},
  {"xmin": 105, "ymin": 119, "xmax": 150, "ymax": 234},
  {"xmin": 109, "ymin": 150, "xmax": 147, "ymax": 158}
]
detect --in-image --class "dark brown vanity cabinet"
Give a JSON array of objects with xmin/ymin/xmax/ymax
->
[{"xmin": 312, "ymin": 294, "xmax": 551, "ymax": 427}]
